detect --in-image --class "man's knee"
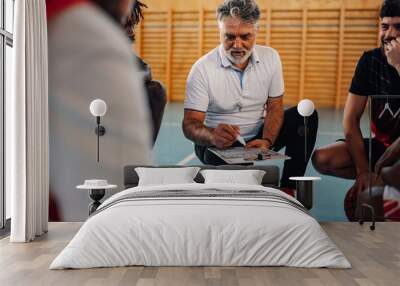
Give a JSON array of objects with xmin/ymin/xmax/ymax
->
[
  {"xmin": 312, "ymin": 148, "xmax": 333, "ymax": 175},
  {"xmin": 307, "ymin": 110, "xmax": 319, "ymax": 140},
  {"xmin": 309, "ymin": 110, "xmax": 319, "ymax": 128},
  {"xmin": 286, "ymin": 106, "xmax": 318, "ymax": 135},
  {"xmin": 203, "ymin": 149, "xmax": 226, "ymax": 166},
  {"xmin": 194, "ymin": 144, "xmax": 206, "ymax": 164},
  {"xmin": 194, "ymin": 144, "xmax": 225, "ymax": 165}
]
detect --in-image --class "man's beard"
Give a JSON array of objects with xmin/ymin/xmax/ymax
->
[{"xmin": 223, "ymin": 47, "xmax": 253, "ymax": 65}]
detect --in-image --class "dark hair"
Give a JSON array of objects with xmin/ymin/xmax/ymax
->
[
  {"xmin": 380, "ymin": 0, "xmax": 400, "ymax": 18},
  {"xmin": 217, "ymin": 0, "xmax": 260, "ymax": 24},
  {"xmin": 125, "ymin": 1, "xmax": 147, "ymax": 42}
]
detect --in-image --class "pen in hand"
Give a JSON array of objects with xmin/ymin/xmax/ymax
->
[{"xmin": 236, "ymin": 135, "xmax": 246, "ymax": 146}]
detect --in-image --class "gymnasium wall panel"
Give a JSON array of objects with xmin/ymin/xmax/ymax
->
[{"xmin": 135, "ymin": 1, "xmax": 381, "ymax": 108}]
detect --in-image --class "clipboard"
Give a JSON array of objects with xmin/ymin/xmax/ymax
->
[{"xmin": 208, "ymin": 147, "xmax": 291, "ymax": 165}]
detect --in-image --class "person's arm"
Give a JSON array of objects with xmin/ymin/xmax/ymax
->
[
  {"xmin": 246, "ymin": 49, "xmax": 284, "ymax": 150},
  {"xmin": 263, "ymin": 96, "xmax": 284, "ymax": 145},
  {"xmin": 343, "ymin": 93, "xmax": 373, "ymax": 192},
  {"xmin": 182, "ymin": 110, "xmax": 214, "ymax": 146},
  {"xmin": 375, "ymin": 137, "xmax": 400, "ymax": 174},
  {"xmin": 246, "ymin": 96, "xmax": 284, "ymax": 150},
  {"xmin": 182, "ymin": 110, "xmax": 239, "ymax": 149},
  {"xmin": 183, "ymin": 59, "xmax": 240, "ymax": 149},
  {"xmin": 382, "ymin": 160, "xmax": 400, "ymax": 190}
]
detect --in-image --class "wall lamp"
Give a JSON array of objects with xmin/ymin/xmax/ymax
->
[
  {"xmin": 89, "ymin": 99, "xmax": 107, "ymax": 162},
  {"xmin": 297, "ymin": 99, "xmax": 315, "ymax": 162}
]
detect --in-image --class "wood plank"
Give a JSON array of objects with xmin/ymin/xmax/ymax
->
[
  {"xmin": 335, "ymin": 7, "xmax": 345, "ymax": 109},
  {"xmin": 2, "ymin": 222, "xmax": 400, "ymax": 286},
  {"xmin": 136, "ymin": 21, "xmax": 142, "ymax": 57},
  {"xmin": 166, "ymin": 9, "xmax": 173, "ymax": 102},
  {"xmin": 198, "ymin": 8, "xmax": 204, "ymax": 57},
  {"xmin": 298, "ymin": 8, "xmax": 307, "ymax": 101},
  {"xmin": 266, "ymin": 8, "xmax": 272, "ymax": 46}
]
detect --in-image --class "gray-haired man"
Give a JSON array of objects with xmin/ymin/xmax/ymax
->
[{"xmin": 182, "ymin": 0, "xmax": 318, "ymax": 192}]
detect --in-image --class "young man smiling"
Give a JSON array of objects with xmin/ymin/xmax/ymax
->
[
  {"xmin": 312, "ymin": 0, "xmax": 400, "ymax": 220},
  {"xmin": 182, "ymin": 0, "xmax": 318, "ymax": 192}
]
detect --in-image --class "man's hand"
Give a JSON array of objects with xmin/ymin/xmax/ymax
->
[
  {"xmin": 385, "ymin": 38, "xmax": 400, "ymax": 72},
  {"xmin": 245, "ymin": 139, "xmax": 271, "ymax": 151},
  {"xmin": 375, "ymin": 139, "xmax": 400, "ymax": 175},
  {"xmin": 212, "ymin": 124, "xmax": 240, "ymax": 149},
  {"xmin": 354, "ymin": 171, "xmax": 382, "ymax": 194}
]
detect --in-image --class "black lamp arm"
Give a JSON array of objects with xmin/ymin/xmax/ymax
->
[{"xmin": 94, "ymin": 116, "xmax": 106, "ymax": 162}]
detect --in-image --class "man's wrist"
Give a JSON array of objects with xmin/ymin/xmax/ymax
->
[
  {"xmin": 208, "ymin": 129, "xmax": 217, "ymax": 146},
  {"xmin": 262, "ymin": 137, "xmax": 273, "ymax": 147},
  {"xmin": 356, "ymin": 168, "xmax": 369, "ymax": 176}
]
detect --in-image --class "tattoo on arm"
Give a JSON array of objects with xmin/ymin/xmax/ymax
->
[
  {"xmin": 263, "ymin": 97, "xmax": 284, "ymax": 145},
  {"xmin": 182, "ymin": 118, "xmax": 215, "ymax": 147}
]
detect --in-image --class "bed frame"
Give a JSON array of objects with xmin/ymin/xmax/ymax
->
[{"xmin": 124, "ymin": 165, "xmax": 280, "ymax": 189}]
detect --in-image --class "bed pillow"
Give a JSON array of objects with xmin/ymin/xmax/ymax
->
[
  {"xmin": 200, "ymin": 169, "xmax": 266, "ymax": 185},
  {"xmin": 135, "ymin": 167, "xmax": 201, "ymax": 186}
]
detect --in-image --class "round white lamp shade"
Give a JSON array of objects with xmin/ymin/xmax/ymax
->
[
  {"xmin": 89, "ymin": 99, "xmax": 107, "ymax": 117},
  {"xmin": 297, "ymin": 99, "xmax": 315, "ymax": 117}
]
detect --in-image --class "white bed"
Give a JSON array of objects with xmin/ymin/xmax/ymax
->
[{"xmin": 50, "ymin": 183, "xmax": 351, "ymax": 269}]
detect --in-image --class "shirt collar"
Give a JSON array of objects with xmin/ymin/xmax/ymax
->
[{"xmin": 218, "ymin": 45, "xmax": 261, "ymax": 69}]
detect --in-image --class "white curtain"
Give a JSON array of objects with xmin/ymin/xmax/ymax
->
[{"xmin": 7, "ymin": 0, "xmax": 49, "ymax": 242}]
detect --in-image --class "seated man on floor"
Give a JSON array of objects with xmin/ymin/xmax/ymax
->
[
  {"xmin": 312, "ymin": 0, "xmax": 400, "ymax": 220},
  {"xmin": 182, "ymin": 0, "xmax": 318, "ymax": 192}
]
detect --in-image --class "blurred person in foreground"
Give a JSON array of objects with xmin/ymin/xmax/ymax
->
[
  {"xmin": 46, "ymin": 0, "xmax": 152, "ymax": 220},
  {"xmin": 312, "ymin": 0, "xmax": 400, "ymax": 220},
  {"xmin": 124, "ymin": 1, "xmax": 167, "ymax": 144}
]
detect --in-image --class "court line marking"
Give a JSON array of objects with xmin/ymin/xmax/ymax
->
[
  {"xmin": 318, "ymin": 132, "xmax": 343, "ymax": 136},
  {"xmin": 162, "ymin": 122, "xmax": 181, "ymax": 127},
  {"xmin": 177, "ymin": 152, "xmax": 196, "ymax": 166}
]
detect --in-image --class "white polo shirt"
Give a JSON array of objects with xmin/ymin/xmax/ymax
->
[{"xmin": 184, "ymin": 44, "xmax": 284, "ymax": 140}]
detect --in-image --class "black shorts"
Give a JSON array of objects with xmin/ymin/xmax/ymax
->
[{"xmin": 337, "ymin": 138, "xmax": 387, "ymax": 168}]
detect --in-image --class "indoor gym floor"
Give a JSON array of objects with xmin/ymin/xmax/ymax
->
[{"xmin": 153, "ymin": 103, "xmax": 370, "ymax": 222}]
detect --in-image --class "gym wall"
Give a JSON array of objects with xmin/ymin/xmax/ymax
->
[{"xmin": 136, "ymin": 0, "xmax": 382, "ymax": 108}]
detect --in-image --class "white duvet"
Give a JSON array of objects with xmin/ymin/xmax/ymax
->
[{"xmin": 50, "ymin": 183, "xmax": 351, "ymax": 269}]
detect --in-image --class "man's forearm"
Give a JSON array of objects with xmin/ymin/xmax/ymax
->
[
  {"xmin": 345, "ymin": 121, "xmax": 369, "ymax": 174},
  {"xmin": 262, "ymin": 105, "xmax": 284, "ymax": 145},
  {"xmin": 382, "ymin": 160, "xmax": 400, "ymax": 190},
  {"xmin": 391, "ymin": 137, "xmax": 400, "ymax": 156},
  {"xmin": 182, "ymin": 119, "xmax": 215, "ymax": 146}
]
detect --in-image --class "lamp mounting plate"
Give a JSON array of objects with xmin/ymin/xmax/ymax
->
[{"xmin": 95, "ymin": 126, "xmax": 106, "ymax": 136}]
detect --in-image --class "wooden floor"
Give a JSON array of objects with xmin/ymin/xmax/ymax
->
[{"xmin": 0, "ymin": 222, "xmax": 399, "ymax": 286}]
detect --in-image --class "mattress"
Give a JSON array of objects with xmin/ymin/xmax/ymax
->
[{"xmin": 50, "ymin": 183, "xmax": 351, "ymax": 269}]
